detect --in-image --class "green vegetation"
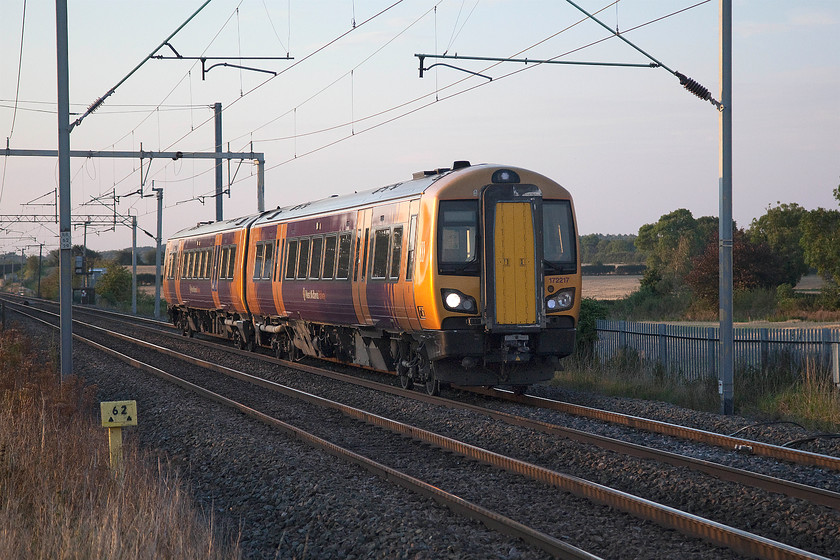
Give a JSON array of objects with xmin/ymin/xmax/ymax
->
[
  {"xmin": 3, "ymin": 247, "xmax": 164, "ymax": 317},
  {"xmin": 558, "ymin": 185, "xmax": 840, "ymax": 429},
  {"xmin": 0, "ymin": 327, "xmax": 239, "ymax": 559},
  {"xmin": 579, "ymin": 233, "xmax": 645, "ymax": 266}
]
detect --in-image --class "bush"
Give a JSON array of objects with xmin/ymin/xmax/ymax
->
[
  {"xmin": 97, "ymin": 262, "xmax": 132, "ymax": 306},
  {"xmin": 581, "ymin": 263, "xmax": 615, "ymax": 275},
  {"xmin": 574, "ymin": 298, "xmax": 607, "ymax": 362},
  {"xmin": 614, "ymin": 264, "xmax": 646, "ymax": 275}
]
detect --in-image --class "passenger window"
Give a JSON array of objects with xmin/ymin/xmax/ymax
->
[
  {"xmin": 188, "ymin": 251, "xmax": 196, "ymax": 279},
  {"xmin": 263, "ymin": 242, "xmax": 274, "ymax": 280},
  {"xmin": 223, "ymin": 247, "xmax": 232, "ymax": 279},
  {"xmin": 218, "ymin": 249, "xmax": 227, "ymax": 280},
  {"xmin": 227, "ymin": 247, "xmax": 236, "ymax": 279},
  {"xmin": 390, "ymin": 226, "xmax": 402, "ymax": 280},
  {"xmin": 297, "ymin": 238, "xmax": 310, "ymax": 280},
  {"xmin": 322, "ymin": 235, "xmax": 337, "ymax": 280},
  {"xmin": 406, "ymin": 215, "xmax": 417, "ymax": 281},
  {"xmin": 275, "ymin": 240, "xmax": 284, "ymax": 281},
  {"xmin": 285, "ymin": 240, "xmax": 298, "ymax": 279},
  {"xmin": 371, "ymin": 229, "xmax": 390, "ymax": 279},
  {"xmin": 309, "ymin": 237, "xmax": 323, "ymax": 279},
  {"xmin": 253, "ymin": 243, "xmax": 265, "ymax": 279},
  {"xmin": 337, "ymin": 233, "xmax": 352, "ymax": 280}
]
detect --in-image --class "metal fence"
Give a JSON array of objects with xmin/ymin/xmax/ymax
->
[{"xmin": 596, "ymin": 320, "xmax": 840, "ymax": 383}]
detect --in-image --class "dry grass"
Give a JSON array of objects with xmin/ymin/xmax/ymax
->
[
  {"xmin": 762, "ymin": 360, "xmax": 840, "ymax": 431},
  {"xmin": 0, "ymin": 328, "xmax": 239, "ymax": 560}
]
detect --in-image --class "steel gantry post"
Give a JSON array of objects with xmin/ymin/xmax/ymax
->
[
  {"xmin": 56, "ymin": 0, "xmax": 73, "ymax": 381},
  {"xmin": 215, "ymin": 102, "xmax": 223, "ymax": 222},
  {"xmin": 719, "ymin": 0, "xmax": 734, "ymax": 414},
  {"xmin": 153, "ymin": 186, "xmax": 163, "ymax": 319},
  {"xmin": 131, "ymin": 216, "xmax": 137, "ymax": 315}
]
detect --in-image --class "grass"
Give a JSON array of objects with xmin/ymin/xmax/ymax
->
[
  {"xmin": 578, "ymin": 284, "xmax": 840, "ymax": 430},
  {"xmin": 555, "ymin": 351, "xmax": 840, "ymax": 432},
  {"xmin": 553, "ymin": 351, "xmax": 721, "ymax": 414},
  {"xmin": 751, "ymin": 360, "xmax": 840, "ymax": 432},
  {"xmin": 0, "ymin": 327, "xmax": 239, "ymax": 559}
]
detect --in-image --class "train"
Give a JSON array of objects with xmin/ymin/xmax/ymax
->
[{"xmin": 163, "ymin": 161, "xmax": 581, "ymax": 395}]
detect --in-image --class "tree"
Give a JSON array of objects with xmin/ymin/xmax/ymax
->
[
  {"xmin": 748, "ymin": 202, "xmax": 809, "ymax": 286},
  {"xmin": 636, "ymin": 209, "xmax": 717, "ymax": 290},
  {"xmin": 800, "ymin": 207, "xmax": 840, "ymax": 284},
  {"xmin": 96, "ymin": 261, "xmax": 133, "ymax": 305},
  {"xmin": 685, "ymin": 229, "xmax": 787, "ymax": 302}
]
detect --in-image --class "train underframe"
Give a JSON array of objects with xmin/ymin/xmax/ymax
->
[{"xmin": 168, "ymin": 305, "xmax": 575, "ymax": 395}]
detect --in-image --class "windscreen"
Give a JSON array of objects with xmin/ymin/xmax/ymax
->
[
  {"xmin": 438, "ymin": 200, "xmax": 479, "ymax": 275},
  {"xmin": 542, "ymin": 200, "xmax": 577, "ymax": 274}
]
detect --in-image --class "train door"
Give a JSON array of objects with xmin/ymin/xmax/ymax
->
[
  {"xmin": 401, "ymin": 200, "xmax": 422, "ymax": 331},
  {"xmin": 351, "ymin": 207, "xmax": 373, "ymax": 325},
  {"xmin": 211, "ymin": 239, "xmax": 221, "ymax": 292},
  {"xmin": 481, "ymin": 184, "xmax": 544, "ymax": 331}
]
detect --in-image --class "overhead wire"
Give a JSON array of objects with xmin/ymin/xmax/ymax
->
[
  {"xmin": 1, "ymin": 0, "xmax": 28, "ymax": 211},
  {"xmin": 114, "ymin": 0, "xmax": 412, "ymax": 210},
  {"xmin": 261, "ymin": 0, "xmax": 289, "ymax": 54},
  {"xmin": 79, "ymin": 0, "xmax": 710, "ymax": 221},
  {"xmin": 220, "ymin": 0, "xmax": 712, "ymax": 194}
]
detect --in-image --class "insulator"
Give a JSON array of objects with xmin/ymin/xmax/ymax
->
[{"xmin": 676, "ymin": 72, "xmax": 711, "ymax": 101}]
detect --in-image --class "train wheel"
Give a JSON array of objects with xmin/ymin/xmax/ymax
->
[
  {"xmin": 425, "ymin": 376, "xmax": 440, "ymax": 396},
  {"xmin": 397, "ymin": 362, "xmax": 413, "ymax": 390},
  {"xmin": 418, "ymin": 351, "xmax": 439, "ymax": 396},
  {"xmin": 232, "ymin": 330, "xmax": 245, "ymax": 350},
  {"xmin": 179, "ymin": 317, "xmax": 193, "ymax": 337}
]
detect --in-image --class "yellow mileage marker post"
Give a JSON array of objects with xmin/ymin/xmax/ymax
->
[{"xmin": 100, "ymin": 400, "xmax": 138, "ymax": 476}]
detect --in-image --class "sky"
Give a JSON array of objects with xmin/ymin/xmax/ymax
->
[{"xmin": 1, "ymin": 0, "xmax": 838, "ymax": 255}]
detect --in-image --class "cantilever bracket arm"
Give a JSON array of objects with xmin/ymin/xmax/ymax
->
[
  {"xmin": 201, "ymin": 60, "xmax": 278, "ymax": 80},
  {"xmin": 420, "ymin": 59, "xmax": 493, "ymax": 81},
  {"xmin": 415, "ymin": 53, "xmax": 657, "ymax": 79}
]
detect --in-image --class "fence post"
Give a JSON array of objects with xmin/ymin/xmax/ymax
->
[
  {"xmin": 618, "ymin": 320, "xmax": 626, "ymax": 350},
  {"xmin": 821, "ymin": 328, "xmax": 832, "ymax": 371},
  {"xmin": 832, "ymin": 338, "xmax": 839, "ymax": 388},
  {"xmin": 707, "ymin": 327, "xmax": 716, "ymax": 378},
  {"xmin": 658, "ymin": 323, "xmax": 667, "ymax": 373},
  {"xmin": 760, "ymin": 328, "xmax": 769, "ymax": 372}
]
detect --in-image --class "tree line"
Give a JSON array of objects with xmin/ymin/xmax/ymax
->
[{"xmin": 635, "ymin": 186, "xmax": 840, "ymax": 306}]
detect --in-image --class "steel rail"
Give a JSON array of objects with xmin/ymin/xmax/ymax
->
[
  {"xmin": 468, "ymin": 387, "xmax": 840, "ymax": 472},
  {"xmin": 7, "ymin": 304, "xmax": 597, "ymax": 560},
  {"xmin": 14, "ymin": 297, "xmax": 840, "ymax": 511},
  {"xmin": 10, "ymin": 303, "xmax": 830, "ymax": 560}
]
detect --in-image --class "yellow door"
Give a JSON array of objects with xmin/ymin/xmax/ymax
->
[{"xmin": 494, "ymin": 202, "xmax": 536, "ymax": 325}]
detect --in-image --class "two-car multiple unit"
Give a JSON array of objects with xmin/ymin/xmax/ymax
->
[{"xmin": 163, "ymin": 162, "xmax": 580, "ymax": 394}]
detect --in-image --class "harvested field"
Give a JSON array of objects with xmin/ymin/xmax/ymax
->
[{"xmin": 582, "ymin": 274, "xmax": 641, "ymax": 300}]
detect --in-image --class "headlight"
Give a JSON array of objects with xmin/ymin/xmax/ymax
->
[
  {"xmin": 545, "ymin": 288, "xmax": 574, "ymax": 312},
  {"xmin": 445, "ymin": 292, "xmax": 462, "ymax": 309},
  {"xmin": 442, "ymin": 289, "xmax": 477, "ymax": 313}
]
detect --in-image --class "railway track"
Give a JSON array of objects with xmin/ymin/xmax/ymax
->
[
  {"xmin": 28, "ymin": 297, "xmax": 840, "ymax": 464},
  {"xmin": 4, "ymin": 297, "xmax": 839, "ymax": 559}
]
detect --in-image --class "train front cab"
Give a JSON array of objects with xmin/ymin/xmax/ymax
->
[{"xmin": 419, "ymin": 167, "xmax": 580, "ymax": 389}]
